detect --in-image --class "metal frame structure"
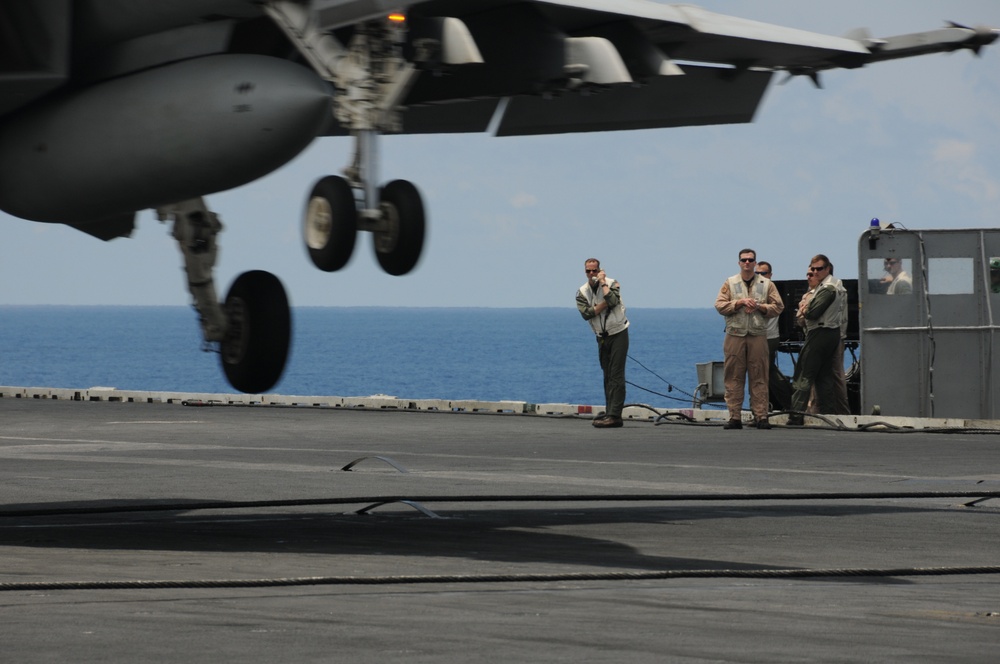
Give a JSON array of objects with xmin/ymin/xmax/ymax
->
[{"xmin": 859, "ymin": 227, "xmax": 1000, "ymax": 419}]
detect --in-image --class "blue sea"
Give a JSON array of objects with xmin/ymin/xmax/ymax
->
[{"xmin": 0, "ymin": 306, "xmax": 771, "ymax": 409}]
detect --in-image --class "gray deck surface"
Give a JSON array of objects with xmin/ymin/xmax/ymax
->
[{"xmin": 1, "ymin": 397, "xmax": 998, "ymax": 662}]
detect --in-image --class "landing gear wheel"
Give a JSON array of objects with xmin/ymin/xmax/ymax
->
[
  {"xmin": 374, "ymin": 179, "xmax": 425, "ymax": 276},
  {"xmin": 221, "ymin": 270, "xmax": 291, "ymax": 394},
  {"xmin": 305, "ymin": 176, "xmax": 357, "ymax": 272}
]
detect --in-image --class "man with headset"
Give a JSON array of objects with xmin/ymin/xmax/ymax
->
[{"xmin": 576, "ymin": 258, "xmax": 629, "ymax": 428}]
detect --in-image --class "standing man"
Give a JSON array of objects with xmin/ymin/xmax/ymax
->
[
  {"xmin": 576, "ymin": 258, "xmax": 629, "ymax": 428},
  {"xmin": 794, "ymin": 263, "xmax": 849, "ymax": 415},
  {"xmin": 788, "ymin": 255, "xmax": 847, "ymax": 425},
  {"xmin": 755, "ymin": 261, "xmax": 792, "ymax": 411},
  {"xmin": 715, "ymin": 249, "xmax": 784, "ymax": 430}
]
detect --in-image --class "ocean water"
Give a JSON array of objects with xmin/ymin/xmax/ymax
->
[{"xmin": 0, "ymin": 306, "xmax": 758, "ymax": 409}]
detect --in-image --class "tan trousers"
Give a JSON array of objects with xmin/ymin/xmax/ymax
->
[{"xmin": 723, "ymin": 333, "xmax": 769, "ymax": 421}]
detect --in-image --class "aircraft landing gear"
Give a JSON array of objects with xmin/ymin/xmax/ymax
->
[
  {"xmin": 303, "ymin": 174, "xmax": 426, "ymax": 277},
  {"xmin": 160, "ymin": 198, "xmax": 291, "ymax": 394},
  {"xmin": 266, "ymin": 2, "xmax": 484, "ymax": 277},
  {"xmin": 305, "ymin": 175, "xmax": 357, "ymax": 272},
  {"xmin": 268, "ymin": 6, "xmax": 431, "ymax": 278},
  {"xmin": 375, "ymin": 179, "xmax": 425, "ymax": 276},
  {"xmin": 303, "ymin": 126, "xmax": 426, "ymax": 277},
  {"xmin": 221, "ymin": 270, "xmax": 291, "ymax": 394}
]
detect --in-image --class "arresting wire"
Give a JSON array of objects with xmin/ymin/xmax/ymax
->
[
  {"xmin": 3, "ymin": 490, "xmax": 998, "ymax": 518},
  {"xmin": 2, "ymin": 565, "xmax": 1000, "ymax": 592}
]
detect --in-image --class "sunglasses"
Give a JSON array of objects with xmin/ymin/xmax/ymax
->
[
  {"xmin": 755, "ymin": 271, "xmax": 770, "ymax": 275},
  {"xmin": 585, "ymin": 269, "xmax": 600, "ymax": 273},
  {"xmin": 738, "ymin": 258, "xmax": 756, "ymax": 263},
  {"xmin": 808, "ymin": 266, "xmax": 827, "ymax": 272}
]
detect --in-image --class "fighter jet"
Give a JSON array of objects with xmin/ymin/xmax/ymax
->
[{"xmin": 0, "ymin": 1, "xmax": 995, "ymax": 393}]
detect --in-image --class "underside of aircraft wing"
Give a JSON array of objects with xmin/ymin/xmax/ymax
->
[
  {"xmin": 307, "ymin": 0, "xmax": 997, "ymax": 137},
  {"xmin": 378, "ymin": 64, "xmax": 772, "ymax": 136},
  {"xmin": 495, "ymin": 66, "xmax": 771, "ymax": 136}
]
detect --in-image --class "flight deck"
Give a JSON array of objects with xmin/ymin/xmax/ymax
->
[{"xmin": 0, "ymin": 391, "xmax": 997, "ymax": 662}]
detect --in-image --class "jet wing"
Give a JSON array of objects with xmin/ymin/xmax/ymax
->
[{"xmin": 311, "ymin": 0, "xmax": 996, "ymax": 137}]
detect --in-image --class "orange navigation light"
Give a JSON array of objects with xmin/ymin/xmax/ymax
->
[{"xmin": 387, "ymin": 13, "xmax": 406, "ymax": 23}]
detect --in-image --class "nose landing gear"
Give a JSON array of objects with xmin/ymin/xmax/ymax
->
[
  {"xmin": 303, "ymin": 174, "xmax": 427, "ymax": 277},
  {"xmin": 305, "ymin": 175, "xmax": 358, "ymax": 272},
  {"xmin": 302, "ymin": 132, "xmax": 426, "ymax": 277},
  {"xmin": 374, "ymin": 179, "xmax": 425, "ymax": 276}
]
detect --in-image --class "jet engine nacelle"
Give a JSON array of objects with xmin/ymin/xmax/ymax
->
[{"xmin": 0, "ymin": 54, "xmax": 332, "ymax": 226}]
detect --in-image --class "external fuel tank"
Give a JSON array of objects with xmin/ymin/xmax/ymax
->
[{"xmin": 0, "ymin": 54, "xmax": 332, "ymax": 225}]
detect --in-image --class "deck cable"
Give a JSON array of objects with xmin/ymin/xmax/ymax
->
[
  {"xmin": 1, "ymin": 490, "xmax": 998, "ymax": 519},
  {"xmin": 0, "ymin": 491, "xmax": 1000, "ymax": 519},
  {"xmin": 2, "ymin": 564, "xmax": 999, "ymax": 592}
]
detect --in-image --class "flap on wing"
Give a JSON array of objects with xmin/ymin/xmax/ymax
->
[{"xmin": 495, "ymin": 65, "xmax": 772, "ymax": 137}]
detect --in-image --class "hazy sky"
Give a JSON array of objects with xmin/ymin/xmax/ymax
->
[{"xmin": 2, "ymin": 0, "xmax": 998, "ymax": 309}]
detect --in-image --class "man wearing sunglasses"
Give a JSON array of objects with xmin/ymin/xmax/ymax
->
[
  {"xmin": 577, "ymin": 258, "xmax": 629, "ymax": 428},
  {"xmin": 714, "ymin": 249, "xmax": 784, "ymax": 430},
  {"xmin": 788, "ymin": 255, "xmax": 848, "ymax": 425}
]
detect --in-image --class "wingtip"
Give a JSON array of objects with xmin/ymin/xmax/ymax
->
[{"xmin": 946, "ymin": 21, "xmax": 1000, "ymax": 53}]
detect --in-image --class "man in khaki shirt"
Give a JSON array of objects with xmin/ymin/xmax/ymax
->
[{"xmin": 714, "ymin": 248, "xmax": 784, "ymax": 430}]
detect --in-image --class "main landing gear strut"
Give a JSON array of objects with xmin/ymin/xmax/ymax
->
[
  {"xmin": 159, "ymin": 198, "xmax": 291, "ymax": 394},
  {"xmin": 263, "ymin": 3, "xmax": 438, "ymax": 278}
]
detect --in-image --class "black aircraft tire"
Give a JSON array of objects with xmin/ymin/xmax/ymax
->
[
  {"xmin": 305, "ymin": 175, "xmax": 357, "ymax": 272},
  {"xmin": 374, "ymin": 179, "xmax": 425, "ymax": 276},
  {"xmin": 221, "ymin": 270, "xmax": 291, "ymax": 394}
]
